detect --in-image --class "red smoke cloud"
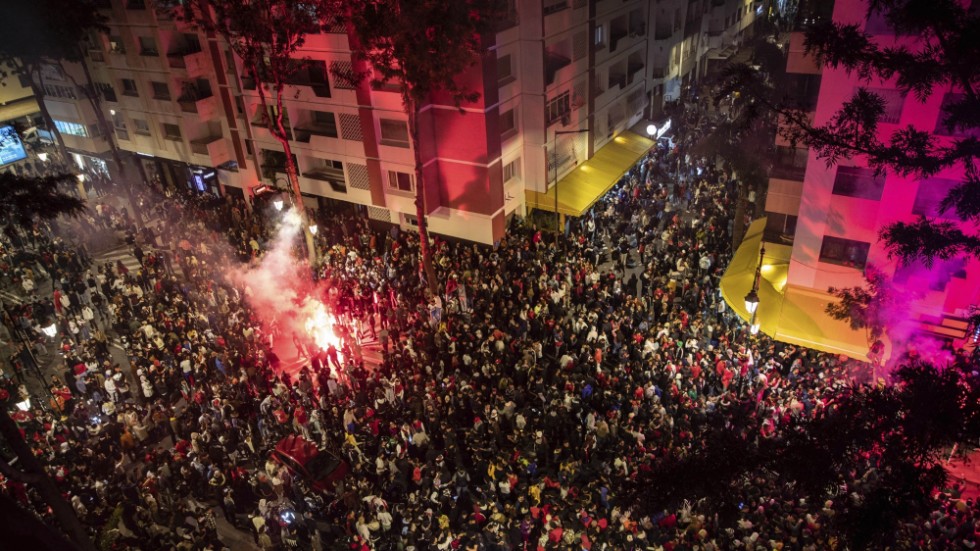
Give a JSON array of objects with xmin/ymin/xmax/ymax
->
[{"xmin": 225, "ymin": 209, "xmax": 342, "ymax": 374}]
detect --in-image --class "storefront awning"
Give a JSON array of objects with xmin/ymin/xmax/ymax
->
[
  {"xmin": 526, "ymin": 130, "xmax": 654, "ymax": 217},
  {"xmin": 0, "ymin": 97, "xmax": 40, "ymax": 124},
  {"xmin": 720, "ymin": 218, "xmax": 870, "ymax": 361}
]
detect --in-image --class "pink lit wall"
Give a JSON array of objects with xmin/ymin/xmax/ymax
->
[
  {"xmin": 414, "ymin": 51, "xmax": 507, "ymax": 241},
  {"xmin": 787, "ymin": 0, "xmax": 980, "ymax": 329}
]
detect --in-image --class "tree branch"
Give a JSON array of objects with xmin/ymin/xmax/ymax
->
[{"xmin": 0, "ymin": 457, "xmax": 41, "ymax": 484}]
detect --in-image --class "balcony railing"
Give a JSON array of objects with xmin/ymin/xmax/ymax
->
[
  {"xmin": 294, "ymin": 126, "xmax": 338, "ymax": 143},
  {"xmin": 190, "ymin": 135, "xmax": 222, "ymax": 155},
  {"xmin": 544, "ymin": 51, "xmax": 572, "ymax": 86}
]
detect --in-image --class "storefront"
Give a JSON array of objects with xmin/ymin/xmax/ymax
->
[{"xmin": 137, "ymin": 153, "xmax": 221, "ymax": 197}]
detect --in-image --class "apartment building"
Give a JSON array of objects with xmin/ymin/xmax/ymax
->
[
  {"xmin": 28, "ymin": 0, "xmax": 757, "ymax": 244},
  {"xmin": 0, "ymin": 61, "xmax": 38, "ymax": 130},
  {"xmin": 720, "ymin": 0, "xmax": 980, "ymax": 358}
]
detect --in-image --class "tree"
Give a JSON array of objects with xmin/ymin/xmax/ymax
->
[
  {"xmin": 0, "ymin": 0, "xmax": 145, "ymax": 226},
  {"xmin": 180, "ymin": 0, "xmax": 337, "ymax": 263},
  {"xmin": 626, "ymin": 362, "xmax": 980, "ymax": 550},
  {"xmin": 0, "ymin": 171, "xmax": 86, "ymax": 230},
  {"xmin": 693, "ymin": 30, "xmax": 785, "ymax": 247},
  {"xmin": 0, "ymin": 396, "xmax": 96, "ymax": 551},
  {"xmin": 345, "ymin": 0, "xmax": 502, "ymax": 293},
  {"xmin": 787, "ymin": 0, "xmax": 979, "ymax": 265},
  {"xmin": 0, "ymin": 171, "xmax": 88, "ymax": 547},
  {"xmin": 825, "ymin": 265, "xmax": 904, "ymax": 367}
]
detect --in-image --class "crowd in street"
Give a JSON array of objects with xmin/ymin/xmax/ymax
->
[{"xmin": 1, "ymin": 117, "xmax": 978, "ymax": 551}]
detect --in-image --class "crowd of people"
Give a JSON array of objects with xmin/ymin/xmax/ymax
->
[{"xmin": 1, "ymin": 115, "xmax": 978, "ymax": 551}]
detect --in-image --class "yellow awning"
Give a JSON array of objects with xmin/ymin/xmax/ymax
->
[
  {"xmin": 720, "ymin": 218, "xmax": 870, "ymax": 360},
  {"xmin": 0, "ymin": 96, "xmax": 40, "ymax": 123},
  {"xmin": 526, "ymin": 130, "xmax": 654, "ymax": 217}
]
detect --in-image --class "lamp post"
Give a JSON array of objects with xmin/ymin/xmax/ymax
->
[
  {"xmin": 743, "ymin": 242, "xmax": 766, "ymax": 335},
  {"xmin": 551, "ymin": 126, "xmax": 590, "ymax": 236}
]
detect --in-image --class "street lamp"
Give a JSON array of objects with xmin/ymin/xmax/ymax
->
[
  {"xmin": 646, "ymin": 124, "xmax": 657, "ymax": 137},
  {"xmin": 744, "ymin": 242, "xmax": 766, "ymax": 335},
  {"xmin": 273, "ymin": 198, "xmax": 284, "ymax": 211},
  {"xmin": 744, "ymin": 289, "xmax": 759, "ymax": 314},
  {"xmin": 37, "ymin": 152, "xmax": 48, "ymax": 163},
  {"xmin": 308, "ymin": 224, "xmax": 318, "ymax": 235},
  {"xmin": 551, "ymin": 125, "xmax": 590, "ymax": 234}
]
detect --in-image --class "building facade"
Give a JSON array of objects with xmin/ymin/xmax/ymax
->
[
  {"xmin": 13, "ymin": 0, "xmax": 756, "ymax": 244},
  {"xmin": 721, "ymin": 0, "xmax": 979, "ymax": 358}
]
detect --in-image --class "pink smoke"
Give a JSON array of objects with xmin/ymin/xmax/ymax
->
[{"xmin": 225, "ymin": 208, "xmax": 343, "ymax": 372}]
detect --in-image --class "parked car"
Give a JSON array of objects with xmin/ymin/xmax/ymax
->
[{"xmin": 271, "ymin": 435, "xmax": 348, "ymax": 493}]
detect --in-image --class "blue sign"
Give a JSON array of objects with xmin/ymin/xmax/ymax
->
[{"xmin": 0, "ymin": 126, "xmax": 28, "ymax": 166}]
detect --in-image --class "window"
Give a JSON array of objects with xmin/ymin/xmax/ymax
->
[
  {"xmin": 138, "ymin": 36, "xmax": 158, "ymax": 56},
  {"xmin": 379, "ymin": 119, "xmax": 409, "ymax": 148},
  {"xmin": 151, "ymin": 81, "xmax": 170, "ymax": 100},
  {"xmin": 546, "ymin": 91, "xmax": 570, "ymax": 126},
  {"xmin": 111, "ymin": 112, "xmax": 128, "ymax": 140},
  {"xmin": 934, "ymin": 93, "xmax": 978, "ymax": 137},
  {"xmin": 832, "ymin": 166, "xmax": 885, "ymax": 200},
  {"xmin": 499, "ymin": 108, "xmax": 517, "ymax": 138},
  {"xmin": 819, "ymin": 236, "xmax": 870, "ymax": 269},
  {"xmin": 44, "ymin": 84, "xmax": 77, "ymax": 99},
  {"xmin": 133, "ymin": 119, "xmax": 151, "ymax": 135},
  {"xmin": 764, "ymin": 213, "xmax": 797, "ymax": 243},
  {"xmin": 126, "ymin": 0, "xmax": 146, "ymax": 8},
  {"xmin": 53, "ymin": 120, "xmax": 88, "ymax": 137},
  {"xmin": 96, "ymin": 82, "xmax": 117, "ymax": 102},
  {"xmin": 387, "ymin": 170, "xmax": 414, "ymax": 192},
  {"xmin": 305, "ymin": 158, "xmax": 346, "ymax": 191},
  {"xmin": 543, "ymin": 0, "xmax": 568, "ymax": 16},
  {"xmin": 911, "ymin": 178, "xmax": 959, "ymax": 219},
  {"xmin": 162, "ymin": 123, "xmax": 182, "ymax": 140},
  {"xmin": 109, "ymin": 36, "xmax": 126, "ymax": 54},
  {"xmin": 311, "ymin": 111, "xmax": 338, "ymax": 137},
  {"xmin": 595, "ymin": 25, "xmax": 605, "ymax": 48},
  {"xmin": 503, "ymin": 158, "xmax": 521, "ymax": 182},
  {"xmin": 770, "ymin": 146, "xmax": 808, "ymax": 180},
  {"xmin": 121, "ymin": 78, "xmax": 138, "ymax": 97},
  {"xmin": 497, "ymin": 54, "xmax": 514, "ymax": 85},
  {"xmin": 864, "ymin": 88, "xmax": 905, "ymax": 124}
]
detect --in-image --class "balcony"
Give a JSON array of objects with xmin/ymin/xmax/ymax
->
[
  {"xmin": 303, "ymin": 166, "xmax": 347, "ymax": 193},
  {"xmin": 544, "ymin": 50, "xmax": 572, "ymax": 87},
  {"xmin": 191, "ymin": 135, "xmax": 232, "ymax": 167},
  {"xmin": 294, "ymin": 125, "xmax": 338, "ymax": 144},
  {"xmin": 609, "ymin": 17, "xmax": 629, "ymax": 53},
  {"xmin": 169, "ymin": 50, "xmax": 210, "ymax": 77},
  {"xmin": 627, "ymin": 55, "xmax": 645, "ymax": 84},
  {"xmin": 543, "ymin": 0, "xmax": 568, "ymax": 16},
  {"xmin": 608, "ymin": 72, "xmax": 626, "ymax": 91},
  {"xmin": 180, "ymin": 96, "xmax": 218, "ymax": 119}
]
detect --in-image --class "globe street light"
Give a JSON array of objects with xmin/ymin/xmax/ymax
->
[
  {"xmin": 744, "ymin": 289, "xmax": 759, "ymax": 314},
  {"xmin": 646, "ymin": 124, "xmax": 657, "ymax": 137}
]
